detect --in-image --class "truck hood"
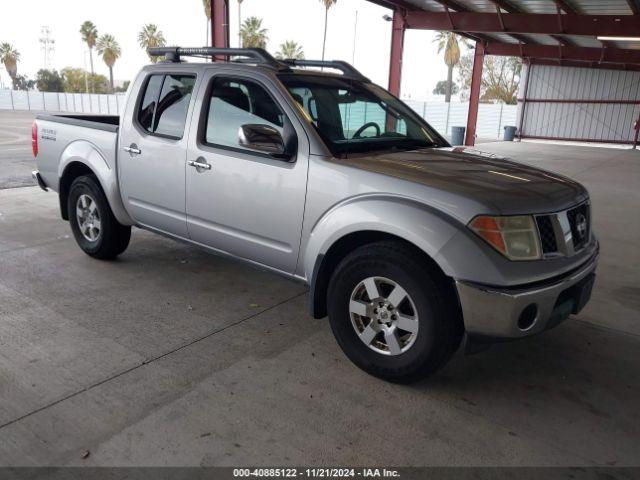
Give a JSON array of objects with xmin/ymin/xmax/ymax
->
[{"xmin": 341, "ymin": 147, "xmax": 588, "ymax": 215}]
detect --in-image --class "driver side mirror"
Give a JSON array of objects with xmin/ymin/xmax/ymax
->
[{"xmin": 238, "ymin": 124, "xmax": 290, "ymax": 159}]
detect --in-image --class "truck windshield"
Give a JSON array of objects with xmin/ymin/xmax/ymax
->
[{"xmin": 278, "ymin": 74, "xmax": 447, "ymax": 155}]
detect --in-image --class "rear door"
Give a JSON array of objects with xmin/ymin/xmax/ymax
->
[
  {"xmin": 185, "ymin": 71, "xmax": 309, "ymax": 273},
  {"xmin": 119, "ymin": 71, "xmax": 197, "ymax": 237}
]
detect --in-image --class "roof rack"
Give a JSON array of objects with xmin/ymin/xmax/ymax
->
[
  {"xmin": 281, "ymin": 59, "xmax": 370, "ymax": 82},
  {"xmin": 147, "ymin": 47, "xmax": 287, "ymax": 70},
  {"xmin": 146, "ymin": 47, "xmax": 370, "ymax": 81}
]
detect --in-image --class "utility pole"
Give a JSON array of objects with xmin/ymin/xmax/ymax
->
[
  {"xmin": 352, "ymin": 10, "xmax": 358, "ymax": 64},
  {"xmin": 39, "ymin": 26, "xmax": 55, "ymax": 71}
]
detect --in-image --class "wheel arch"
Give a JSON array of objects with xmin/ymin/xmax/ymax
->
[
  {"xmin": 57, "ymin": 141, "xmax": 133, "ymax": 225},
  {"xmin": 309, "ymin": 230, "xmax": 459, "ymax": 319}
]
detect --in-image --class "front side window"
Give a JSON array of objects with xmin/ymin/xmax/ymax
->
[
  {"xmin": 136, "ymin": 73, "xmax": 195, "ymax": 139},
  {"xmin": 204, "ymin": 77, "xmax": 285, "ymax": 149},
  {"xmin": 281, "ymin": 75, "xmax": 444, "ymax": 155}
]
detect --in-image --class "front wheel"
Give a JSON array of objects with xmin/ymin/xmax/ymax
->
[
  {"xmin": 68, "ymin": 175, "xmax": 131, "ymax": 260},
  {"xmin": 327, "ymin": 241, "xmax": 463, "ymax": 383}
]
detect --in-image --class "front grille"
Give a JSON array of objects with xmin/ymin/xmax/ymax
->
[
  {"xmin": 536, "ymin": 215, "xmax": 558, "ymax": 254},
  {"xmin": 567, "ymin": 203, "xmax": 590, "ymax": 250}
]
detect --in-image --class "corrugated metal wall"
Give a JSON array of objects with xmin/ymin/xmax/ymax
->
[{"xmin": 517, "ymin": 64, "xmax": 640, "ymax": 144}]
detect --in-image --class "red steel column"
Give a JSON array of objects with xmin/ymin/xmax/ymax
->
[
  {"xmin": 211, "ymin": 0, "xmax": 230, "ymax": 50},
  {"xmin": 465, "ymin": 41, "xmax": 485, "ymax": 146},
  {"xmin": 388, "ymin": 9, "xmax": 406, "ymax": 97}
]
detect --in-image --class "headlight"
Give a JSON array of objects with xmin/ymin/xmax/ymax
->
[{"xmin": 469, "ymin": 215, "xmax": 541, "ymax": 260}]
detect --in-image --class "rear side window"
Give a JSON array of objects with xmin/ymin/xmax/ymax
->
[
  {"xmin": 138, "ymin": 75, "xmax": 163, "ymax": 132},
  {"xmin": 137, "ymin": 74, "xmax": 195, "ymax": 139}
]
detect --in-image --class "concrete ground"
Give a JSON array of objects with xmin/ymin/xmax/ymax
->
[
  {"xmin": 0, "ymin": 111, "xmax": 639, "ymax": 467},
  {"xmin": 0, "ymin": 110, "xmax": 38, "ymax": 189}
]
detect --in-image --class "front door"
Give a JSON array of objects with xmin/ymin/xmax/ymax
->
[
  {"xmin": 185, "ymin": 72, "xmax": 309, "ymax": 273},
  {"xmin": 119, "ymin": 72, "xmax": 197, "ymax": 237}
]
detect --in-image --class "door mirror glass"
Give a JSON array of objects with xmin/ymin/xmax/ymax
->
[{"xmin": 239, "ymin": 124, "xmax": 286, "ymax": 157}]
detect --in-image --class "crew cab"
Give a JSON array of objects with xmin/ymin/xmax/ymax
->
[{"xmin": 32, "ymin": 47, "xmax": 598, "ymax": 382}]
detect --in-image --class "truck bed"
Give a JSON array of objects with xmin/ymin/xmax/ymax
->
[
  {"xmin": 34, "ymin": 114, "xmax": 120, "ymax": 193},
  {"xmin": 36, "ymin": 114, "xmax": 120, "ymax": 132}
]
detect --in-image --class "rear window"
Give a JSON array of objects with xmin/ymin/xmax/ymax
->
[{"xmin": 136, "ymin": 74, "xmax": 196, "ymax": 139}]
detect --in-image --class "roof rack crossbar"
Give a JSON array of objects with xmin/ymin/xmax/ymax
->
[
  {"xmin": 281, "ymin": 59, "xmax": 370, "ymax": 81},
  {"xmin": 147, "ymin": 47, "xmax": 288, "ymax": 70}
]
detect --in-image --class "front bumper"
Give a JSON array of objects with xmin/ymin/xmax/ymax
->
[{"xmin": 456, "ymin": 249, "xmax": 598, "ymax": 339}]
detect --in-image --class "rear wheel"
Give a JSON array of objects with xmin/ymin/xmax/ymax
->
[
  {"xmin": 327, "ymin": 241, "xmax": 463, "ymax": 382},
  {"xmin": 68, "ymin": 175, "xmax": 131, "ymax": 260}
]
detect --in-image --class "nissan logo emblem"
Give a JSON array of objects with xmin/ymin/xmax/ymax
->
[{"xmin": 576, "ymin": 213, "xmax": 588, "ymax": 239}]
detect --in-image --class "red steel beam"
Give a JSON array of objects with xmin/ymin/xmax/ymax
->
[
  {"xmin": 530, "ymin": 58, "xmax": 640, "ymax": 72},
  {"xmin": 485, "ymin": 41, "xmax": 640, "ymax": 65},
  {"xmin": 465, "ymin": 42, "xmax": 485, "ymax": 146},
  {"xmin": 627, "ymin": 0, "xmax": 640, "ymax": 15},
  {"xmin": 388, "ymin": 9, "xmax": 405, "ymax": 96},
  {"xmin": 516, "ymin": 98, "xmax": 640, "ymax": 104},
  {"xmin": 487, "ymin": 0, "xmax": 578, "ymax": 47},
  {"xmin": 404, "ymin": 12, "xmax": 640, "ymax": 37},
  {"xmin": 521, "ymin": 134, "xmax": 635, "ymax": 145},
  {"xmin": 211, "ymin": 0, "xmax": 230, "ymax": 49}
]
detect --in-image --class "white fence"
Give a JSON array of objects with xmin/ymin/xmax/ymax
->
[
  {"xmin": 0, "ymin": 90, "xmax": 125, "ymax": 115},
  {"xmin": 404, "ymin": 100, "xmax": 518, "ymax": 140},
  {"xmin": 0, "ymin": 89, "xmax": 518, "ymax": 140}
]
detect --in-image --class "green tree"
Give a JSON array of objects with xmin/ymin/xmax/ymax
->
[
  {"xmin": 114, "ymin": 80, "xmax": 130, "ymax": 93},
  {"xmin": 0, "ymin": 43, "xmax": 20, "ymax": 89},
  {"xmin": 432, "ymin": 80, "xmax": 459, "ymax": 96},
  {"xmin": 275, "ymin": 40, "xmax": 304, "ymax": 60},
  {"xmin": 13, "ymin": 75, "xmax": 35, "ymax": 91},
  {"xmin": 80, "ymin": 21, "xmax": 98, "ymax": 92},
  {"xmin": 319, "ymin": 0, "xmax": 337, "ymax": 61},
  {"xmin": 96, "ymin": 34, "xmax": 121, "ymax": 92},
  {"xmin": 240, "ymin": 17, "xmax": 268, "ymax": 49},
  {"xmin": 433, "ymin": 32, "xmax": 469, "ymax": 103},
  {"xmin": 61, "ymin": 67, "xmax": 109, "ymax": 94},
  {"xmin": 36, "ymin": 69, "xmax": 64, "ymax": 92},
  {"xmin": 458, "ymin": 54, "xmax": 521, "ymax": 104},
  {"xmin": 138, "ymin": 24, "xmax": 167, "ymax": 63}
]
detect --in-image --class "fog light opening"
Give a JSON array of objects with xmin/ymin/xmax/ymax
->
[{"xmin": 518, "ymin": 304, "xmax": 538, "ymax": 331}]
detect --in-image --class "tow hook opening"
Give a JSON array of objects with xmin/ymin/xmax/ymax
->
[{"xmin": 518, "ymin": 304, "xmax": 538, "ymax": 331}]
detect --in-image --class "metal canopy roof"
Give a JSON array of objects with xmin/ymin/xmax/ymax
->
[{"xmin": 368, "ymin": 0, "xmax": 640, "ymax": 70}]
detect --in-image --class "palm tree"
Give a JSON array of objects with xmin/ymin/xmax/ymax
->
[
  {"xmin": 319, "ymin": 0, "xmax": 337, "ymax": 61},
  {"xmin": 203, "ymin": 0, "xmax": 211, "ymax": 46},
  {"xmin": 0, "ymin": 43, "xmax": 20, "ymax": 89},
  {"xmin": 80, "ymin": 21, "xmax": 98, "ymax": 92},
  {"xmin": 138, "ymin": 24, "xmax": 167, "ymax": 63},
  {"xmin": 240, "ymin": 17, "xmax": 268, "ymax": 49},
  {"xmin": 276, "ymin": 41, "xmax": 304, "ymax": 60},
  {"xmin": 96, "ymin": 34, "xmax": 121, "ymax": 92},
  {"xmin": 433, "ymin": 32, "xmax": 468, "ymax": 103}
]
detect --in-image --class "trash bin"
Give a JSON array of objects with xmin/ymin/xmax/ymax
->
[
  {"xmin": 451, "ymin": 126, "xmax": 466, "ymax": 146},
  {"xmin": 504, "ymin": 125, "xmax": 517, "ymax": 141}
]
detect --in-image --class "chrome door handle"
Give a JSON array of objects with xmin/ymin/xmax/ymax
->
[
  {"xmin": 188, "ymin": 159, "xmax": 212, "ymax": 170},
  {"xmin": 123, "ymin": 145, "xmax": 141, "ymax": 155}
]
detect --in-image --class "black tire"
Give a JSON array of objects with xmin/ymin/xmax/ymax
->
[
  {"xmin": 327, "ymin": 241, "xmax": 463, "ymax": 383},
  {"xmin": 68, "ymin": 175, "xmax": 131, "ymax": 260}
]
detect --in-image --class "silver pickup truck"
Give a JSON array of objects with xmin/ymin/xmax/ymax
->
[{"xmin": 32, "ymin": 47, "xmax": 598, "ymax": 382}]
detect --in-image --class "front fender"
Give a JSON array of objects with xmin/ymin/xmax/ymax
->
[
  {"xmin": 302, "ymin": 194, "xmax": 464, "ymax": 282},
  {"xmin": 58, "ymin": 140, "xmax": 134, "ymax": 225}
]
